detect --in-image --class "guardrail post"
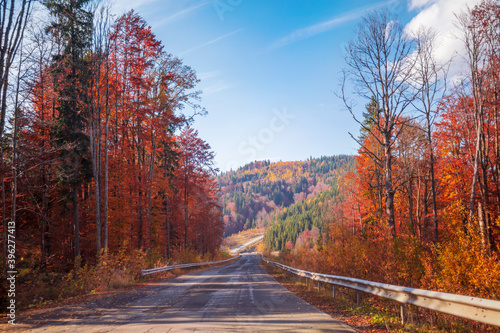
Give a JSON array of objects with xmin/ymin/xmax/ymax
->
[
  {"xmin": 317, "ymin": 281, "xmax": 321, "ymax": 292},
  {"xmin": 356, "ymin": 291, "xmax": 360, "ymax": 306},
  {"xmin": 332, "ymin": 285, "xmax": 336, "ymax": 298},
  {"xmin": 306, "ymin": 278, "xmax": 309, "ymax": 287},
  {"xmin": 400, "ymin": 304, "xmax": 406, "ymax": 325}
]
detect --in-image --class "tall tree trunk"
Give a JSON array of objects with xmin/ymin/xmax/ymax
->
[
  {"xmin": 10, "ymin": 46, "xmax": 22, "ymax": 271},
  {"xmin": 377, "ymin": 171, "xmax": 383, "ymax": 221},
  {"xmin": 184, "ymin": 156, "xmax": 189, "ymax": 249},
  {"xmin": 423, "ymin": 179, "xmax": 429, "ymax": 242},
  {"xmin": 138, "ymin": 177, "xmax": 143, "ymax": 249},
  {"xmin": 416, "ymin": 175, "xmax": 423, "ymax": 241},
  {"xmin": 494, "ymin": 102, "xmax": 500, "ymax": 218},
  {"xmin": 383, "ymin": 133, "xmax": 396, "ymax": 236},
  {"xmin": 429, "ymin": 151, "xmax": 438, "ymax": 243},
  {"xmin": 468, "ymin": 128, "xmax": 481, "ymax": 232},
  {"xmin": 478, "ymin": 202, "xmax": 487, "ymax": 253},
  {"xmin": 146, "ymin": 137, "xmax": 156, "ymax": 249},
  {"xmin": 407, "ymin": 178, "xmax": 415, "ymax": 235},
  {"xmin": 480, "ymin": 146, "xmax": 492, "ymax": 256},
  {"xmin": 41, "ymin": 174, "xmax": 50, "ymax": 267},
  {"xmin": 103, "ymin": 57, "xmax": 109, "ymax": 252},
  {"xmin": 73, "ymin": 153, "xmax": 80, "ymax": 262},
  {"xmin": 426, "ymin": 114, "xmax": 439, "ymax": 243},
  {"xmin": 1, "ymin": 147, "xmax": 6, "ymax": 277},
  {"xmin": 165, "ymin": 195, "xmax": 170, "ymax": 259},
  {"xmin": 90, "ymin": 93, "xmax": 102, "ymax": 256}
]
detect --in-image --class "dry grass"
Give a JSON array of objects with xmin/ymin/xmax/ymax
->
[{"xmin": 222, "ymin": 228, "xmax": 265, "ymax": 249}]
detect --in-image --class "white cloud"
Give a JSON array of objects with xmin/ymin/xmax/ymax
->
[
  {"xmin": 408, "ymin": 0, "xmax": 436, "ymax": 11},
  {"xmin": 405, "ymin": 0, "xmax": 482, "ymax": 74},
  {"xmin": 267, "ymin": 0, "xmax": 399, "ymax": 51}
]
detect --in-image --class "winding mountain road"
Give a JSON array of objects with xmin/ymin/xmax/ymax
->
[{"xmin": 11, "ymin": 254, "xmax": 354, "ymax": 332}]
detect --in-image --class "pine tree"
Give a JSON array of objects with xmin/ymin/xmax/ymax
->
[{"xmin": 44, "ymin": 0, "xmax": 93, "ymax": 263}]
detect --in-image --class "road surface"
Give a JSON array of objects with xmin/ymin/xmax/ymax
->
[{"xmin": 11, "ymin": 254, "xmax": 354, "ymax": 332}]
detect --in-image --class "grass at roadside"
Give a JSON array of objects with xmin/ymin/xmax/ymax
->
[{"xmin": 222, "ymin": 228, "xmax": 264, "ymax": 250}]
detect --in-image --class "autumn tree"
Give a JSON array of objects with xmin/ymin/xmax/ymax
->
[
  {"xmin": 343, "ymin": 10, "xmax": 418, "ymax": 235},
  {"xmin": 456, "ymin": 0, "xmax": 500, "ymax": 254},
  {"xmin": 87, "ymin": 3, "xmax": 112, "ymax": 256},
  {"xmin": 108, "ymin": 10, "xmax": 164, "ymax": 249},
  {"xmin": 176, "ymin": 126, "xmax": 218, "ymax": 250}
]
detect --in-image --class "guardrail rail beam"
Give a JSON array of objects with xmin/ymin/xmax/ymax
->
[{"xmin": 259, "ymin": 253, "xmax": 500, "ymax": 327}]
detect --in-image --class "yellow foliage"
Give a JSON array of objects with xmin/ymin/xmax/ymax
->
[{"xmin": 421, "ymin": 202, "xmax": 500, "ymax": 299}]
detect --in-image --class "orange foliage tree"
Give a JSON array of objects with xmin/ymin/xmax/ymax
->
[{"xmin": 2, "ymin": 9, "xmax": 224, "ymax": 274}]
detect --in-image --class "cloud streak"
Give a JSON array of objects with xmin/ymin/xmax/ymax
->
[
  {"xmin": 202, "ymin": 81, "xmax": 234, "ymax": 97},
  {"xmin": 197, "ymin": 71, "xmax": 221, "ymax": 81},
  {"xmin": 111, "ymin": 0, "xmax": 161, "ymax": 15},
  {"xmin": 267, "ymin": 0, "xmax": 399, "ymax": 51},
  {"xmin": 153, "ymin": 1, "xmax": 210, "ymax": 28},
  {"xmin": 180, "ymin": 28, "xmax": 244, "ymax": 56}
]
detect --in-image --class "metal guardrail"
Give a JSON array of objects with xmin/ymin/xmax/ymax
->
[
  {"xmin": 260, "ymin": 254, "xmax": 500, "ymax": 327},
  {"xmin": 141, "ymin": 255, "xmax": 241, "ymax": 276}
]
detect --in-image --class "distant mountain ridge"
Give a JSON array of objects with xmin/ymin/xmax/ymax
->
[{"xmin": 217, "ymin": 155, "xmax": 355, "ymax": 236}]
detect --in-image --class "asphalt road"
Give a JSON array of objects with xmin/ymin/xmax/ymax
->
[{"xmin": 11, "ymin": 254, "xmax": 354, "ymax": 332}]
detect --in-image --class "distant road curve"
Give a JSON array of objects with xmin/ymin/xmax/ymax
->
[
  {"xmin": 11, "ymin": 254, "xmax": 354, "ymax": 332},
  {"xmin": 229, "ymin": 234, "xmax": 264, "ymax": 255}
]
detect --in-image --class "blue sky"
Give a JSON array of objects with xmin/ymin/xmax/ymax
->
[{"xmin": 111, "ymin": 0, "xmax": 479, "ymax": 172}]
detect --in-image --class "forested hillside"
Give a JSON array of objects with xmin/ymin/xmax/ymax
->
[
  {"xmin": 263, "ymin": 188, "xmax": 336, "ymax": 251},
  {"xmin": 218, "ymin": 156, "xmax": 354, "ymax": 235}
]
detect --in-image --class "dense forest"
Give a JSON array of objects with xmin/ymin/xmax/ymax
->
[
  {"xmin": 267, "ymin": 0, "xmax": 500, "ymax": 309},
  {"xmin": 263, "ymin": 188, "xmax": 336, "ymax": 251},
  {"xmin": 218, "ymin": 155, "xmax": 354, "ymax": 235},
  {"xmin": 0, "ymin": 1, "xmax": 223, "ymax": 309}
]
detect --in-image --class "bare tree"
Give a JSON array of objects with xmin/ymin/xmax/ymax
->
[
  {"xmin": 1, "ymin": 0, "xmax": 33, "ymax": 275},
  {"xmin": 395, "ymin": 120, "xmax": 426, "ymax": 236},
  {"xmin": 456, "ymin": 1, "xmax": 498, "ymax": 255},
  {"xmin": 411, "ymin": 27, "xmax": 449, "ymax": 243},
  {"xmin": 0, "ymin": 0, "xmax": 34, "ymax": 139},
  {"xmin": 22, "ymin": 18, "xmax": 58, "ymax": 266},
  {"xmin": 342, "ymin": 10, "xmax": 418, "ymax": 236},
  {"xmin": 88, "ymin": 2, "xmax": 112, "ymax": 257}
]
